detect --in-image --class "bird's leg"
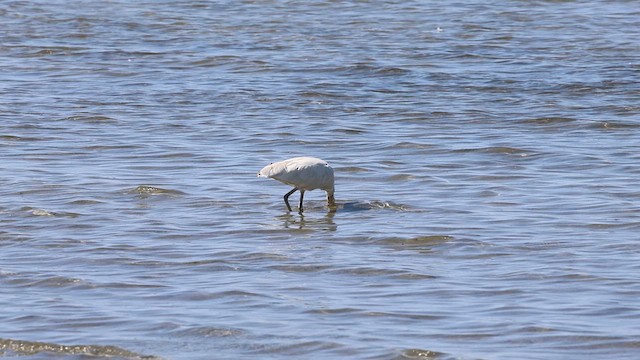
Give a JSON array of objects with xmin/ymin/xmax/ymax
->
[
  {"xmin": 284, "ymin": 188, "xmax": 297, "ymax": 212},
  {"xmin": 298, "ymin": 190, "xmax": 305, "ymax": 213}
]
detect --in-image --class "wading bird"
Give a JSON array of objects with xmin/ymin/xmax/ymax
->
[{"xmin": 258, "ymin": 157, "xmax": 336, "ymax": 212}]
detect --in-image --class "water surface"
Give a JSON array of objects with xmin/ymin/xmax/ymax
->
[{"xmin": 1, "ymin": 1, "xmax": 640, "ymax": 359}]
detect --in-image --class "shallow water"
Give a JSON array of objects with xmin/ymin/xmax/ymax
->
[{"xmin": 2, "ymin": 1, "xmax": 640, "ymax": 359}]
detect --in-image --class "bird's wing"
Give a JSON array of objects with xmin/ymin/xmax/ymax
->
[{"xmin": 270, "ymin": 160, "xmax": 308, "ymax": 187}]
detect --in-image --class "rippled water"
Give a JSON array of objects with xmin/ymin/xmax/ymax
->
[{"xmin": 2, "ymin": 1, "xmax": 640, "ymax": 359}]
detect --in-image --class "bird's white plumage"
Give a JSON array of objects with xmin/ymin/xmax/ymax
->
[
  {"xmin": 258, "ymin": 156, "xmax": 335, "ymax": 212},
  {"xmin": 258, "ymin": 157, "xmax": 333, "ymax": 191}
]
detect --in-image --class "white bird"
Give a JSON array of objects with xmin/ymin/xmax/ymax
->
[{"xmin": 258, "ymin": 156, "xmax": 336, "ymax": 212}]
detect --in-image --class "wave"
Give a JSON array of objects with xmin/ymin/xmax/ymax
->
[
  {"xmin": 127, "ymin": 185, "xmax": 186, "ymax": 197},
  {"xmin": 0, "ymin": 337, "xmax": 160, "ymax": 359}
]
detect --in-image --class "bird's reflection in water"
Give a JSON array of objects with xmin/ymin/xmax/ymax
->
[
  {"xmin": 275, "ymin": 200, "xmax": 407, "ymax": 230},
  {"xmin": 278, "ymin": 203, "xmax": 337, "ymax": 231}
]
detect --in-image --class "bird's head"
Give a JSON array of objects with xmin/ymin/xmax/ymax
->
[
  {"xmin": 257, "ymin": 162, "xmax": 274, "ymax": 178},
  {"xmin": 325, "ymin": 186, "xmax": 336, "ymax": 206}
]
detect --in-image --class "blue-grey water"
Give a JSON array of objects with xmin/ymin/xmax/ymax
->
[{"xmin": 1, "ymin": 1, "xmax": 640, "ymax": 359}]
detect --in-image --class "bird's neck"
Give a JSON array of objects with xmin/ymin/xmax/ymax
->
[{"xmin": 327, "ymin": 192, "xmax": 336, "ymax": 206}]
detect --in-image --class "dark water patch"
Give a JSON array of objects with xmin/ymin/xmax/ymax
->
[
  {"xmin": 337, "ymin": 63, "xmax": 411, "ymax": 77},
  {"xmin": 377, "ymin": 235, "xmax": 454, "ymax": 250},
  {"xmin": 521, "ymin": 117, "xmax": 577, "ymax": 126},
  {"xmin": 340, "ymin": 201, "xmax": 414, "ymax": 212},
  {"xmin": 95, "ymin": 49, "xmax": 169, "ymax": 59},
  {"xmin": 332, "ymin": 127, "xmax": 368, "ymax": 135},
  {"xmin": 230, "ymin": 60, "xmax": 274, "ymax": 72},
  {"xmin": 23, "ymin": 207, "xmax": 81, "ymax": 218},
  {"xmin": 16, "ymin": 185, "xmax": 67, "ymax": 196},
  {"xmin": 296, "ymin": 90, "xmax": 352, "ymax": 99},
  {"xmin": 453, "ymin": 146, "xmax": 534, "ymax": 157},
  {"xmin": 512, "ymin": 326, "xmax": 557, "ymax": 334},
  {"xmin": 192, "ymin": 56, "xmax": 275, "ymax": 72},
  {"xmin": 0, "ymin": 337, "xmax": 159, "ymax": 359},
  {"xmin": 289, "ymin": 63, "xmax": 411, "ymax": 77},
  {"xmin": 587, "ymin": 121, "xmax": 640, "ymax": 130},
  {"xmin": 63, "ymin": 115, "xmax": 118, "ymax": 123},
  {"xmin": 189, "ymin": 55, "xmax": 242, "ymax": 67},
  {"xmin": 380, "ymin": 160, "xmax": 404, "ymax": 166},
  {"xmin": 219, "ymin": 251, "xmax": 292, "ymax": 265},
  {"xmin": 396, "ymin": 348, "xmax": 449, "ymax": 359},
  {"xmin": 552, "ymin": 81, "xmax": 632, "ymax": 96},
  {"xmin": 156, "ymin": 152, "xmax": 195, "ymax": 160},
  {"xmin": 82, "ymin": 144, "xmax": 143, "ymax": 152},
  {"xmin": 545, "ymin": 335, "xmax": 640, "ymax": 351},
  {"xmin": 0, "ymin": 134, "xmax": 43, "ymax": 142},
  {"xmin": 245, "ymin": 340, "xmax": 345, "ymax": 357},
  {"xmin": 391, "ymin": 272, "xmax": 439, "ymax": 280},
  {"xmin": 171, "ymin": 326, "xmax": 245, "ymax": 338},
  {"xmin": 306, "ymin": 307, "xmax": 360, "ymax": 315},
  {"xmin": 14, "ymin": 46, "xmax": 89, "ymax": 58},
  {"xmin": 127, "ymin": 259, "xmax": 237, "ymax": 273},
  {"xmin": 389, "ymin": 174, "xmax": 417, "ymax": 181},
  {"xmin": 366, "ymin": 311, "xmax": 443, "ymax": 321},
  {"xmin": 328, "ymin": 266, "xmax": 426, "ymax": 278},
  {"xmin": 7, "ymin": 273, "xmax": 89, "ymax": 289},
  {"xmin": 475, "ymin": 174, "xmax": 533, "ymax": 181},
  {"xmin": 0, "ymin": 232, "xmax": 30, "ymax": 244},
  {"xmin": 338, "ymin": 166, "xmax": 370, "ymax": 173},
  {"xmin": 67, "ymin": 199, "xmax": 104, "ymax": 205},
  {"xmin": 269, "ymin": 264, "xmax": 333, "ymax": 273},
  {"xmin": 173, "ymin": 290, "xmax": 270, "ymax": 302},
  {"xmin": 127, "ymin": 185, "xmax": 186, "ymax": 198},
  {"xmin": 586, "ymin": 222, "xmax": 640, "ymax": 230},
  {"xmin": 393, "ymin": 141, "xmax": 434, "ymax": 149}
]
